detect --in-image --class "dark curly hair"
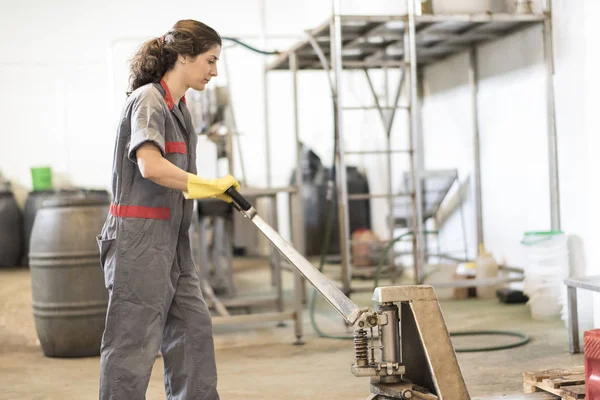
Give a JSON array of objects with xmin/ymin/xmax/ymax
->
[{"xmin": 129, "ymin": 20, "xmax": 222, "ymax": 92}]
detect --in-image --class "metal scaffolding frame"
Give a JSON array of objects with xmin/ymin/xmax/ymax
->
[{"xmin": 264, "ymin": 0, "xmax": 558, "ymax": 294}]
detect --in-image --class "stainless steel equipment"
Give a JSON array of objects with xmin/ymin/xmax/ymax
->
[{"xmin": 226, "ymin": 187, "xmax": 470, "ymax": 400}]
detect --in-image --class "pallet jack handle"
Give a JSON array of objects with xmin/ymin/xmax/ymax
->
[{"xmin": 225, "ymin": 187, "xmax": 372, "ymax": 326}]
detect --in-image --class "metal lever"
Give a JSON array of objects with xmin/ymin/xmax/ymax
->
[{"xmin": 224, "ymin": 186, "xmax": 371, "ymax": 326}]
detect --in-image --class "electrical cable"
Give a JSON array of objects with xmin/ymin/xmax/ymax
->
[
  {"xmin": 222, "ymin": 37, "xmax": 280, "ymax": 55},
  {"xmin": 450, "ymin": 330, "xmax": 531, "ymax": 353}
]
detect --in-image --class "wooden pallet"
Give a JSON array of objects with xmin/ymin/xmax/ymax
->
[
  {"xmin": 476, "ymin": 394, "xmax": 562, "ymax": 400},
  {"xmin": 523, "ymin": 366, "xmax": 586, "ymax": 400}
]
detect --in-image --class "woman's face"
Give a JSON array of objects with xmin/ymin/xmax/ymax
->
[{"xmin": 182, "ymin": 44, "xmax": 221, "ymax": 91}]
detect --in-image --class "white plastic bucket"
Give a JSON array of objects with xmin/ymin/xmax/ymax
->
[{"xmin": 521, "ymin": 231, "xmax": 569, "ymax": 320}]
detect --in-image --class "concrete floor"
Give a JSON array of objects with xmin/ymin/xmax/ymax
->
[{"xmin": 0, "ymin": 261, "xmax": 584, "ymax": 400}]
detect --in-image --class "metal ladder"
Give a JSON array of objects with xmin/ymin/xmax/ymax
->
[{"xmin": 327, "ymin": 0, "xmax": 426, "ymax": 295}]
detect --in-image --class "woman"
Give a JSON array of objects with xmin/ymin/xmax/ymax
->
[{"xmin": 97, "ymin": 19, "xmax": 237, "ymax": 399}]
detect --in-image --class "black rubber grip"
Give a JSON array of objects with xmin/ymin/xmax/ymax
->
[{"xmin": 225, "ymin": 187, "xmax": 252, "ymax": 211}]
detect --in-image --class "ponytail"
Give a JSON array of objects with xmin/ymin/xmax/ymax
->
[
  {"xmin": 129, "ymin": 36, "xmax": 177, "ymax": 92},
  {"xmin": 128, "ymin": 20, "xmax": 222, "ymax": 92}
]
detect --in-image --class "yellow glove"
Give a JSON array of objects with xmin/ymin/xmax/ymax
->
[{"xmin": 183, "ymin": 173, "xmax": 240, "ymax": 202}]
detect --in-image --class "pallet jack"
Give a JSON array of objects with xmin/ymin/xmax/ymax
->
[{"xmin": 226, "ymin": 188, "xmax": 471, "ymax": 400}]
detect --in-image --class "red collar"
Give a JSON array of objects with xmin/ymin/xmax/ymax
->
[{"xmin": 160, "ymin": 79, "xmax": 186, "ymax": 111}]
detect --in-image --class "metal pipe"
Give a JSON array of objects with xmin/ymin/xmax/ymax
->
[
  {"xmin": 363, "ymin": 69, "xmax": 388, "ymax": 132},
  {"xmin": 415, "ymin": 68, "xmax": 426, "ymax": 174},
  {"xmin": 345, "ymin": 149, "xmax": 412, "ymax": 155},
  {"xmin": 272, "ymin": 195, "xmax": 284, "ymax": 313},
  {"xmin": 542, "ymin": 1, "xmax": 561, "ymax": 230},
  {"xmin": 386, "ymin": 74, "xmax": 406, "ymax": 277},
  {"xmin": 567, "ymin": 286, "xmax": 579, "ymax": 353},
  {"xmin": 331, "ymin": 0, "xmax": 353, "ymax": 295},
  {"xmin": 201, "ymin": 281, "xmax": 230, "ymax": 317},
  {"xmin": 386, "ymin": 71, "xmax": 406, "ymax": 138},
  {"xmin": 260, "ymin": 0, "xmax": 272, "ymax": 188},
  {"xmin": 306, "ymin": 34, "xmax": 334, "ymax": 90},
  {"xmin": 379, "ymin": 303, "xmax": 400, "ymax": 364},
  {"xmin": 290, "ymin": 52, "xmax": 306, "ymax": 342},
  {"xmin": 469, "ymin": 47, "xmax": 484, "ymax": 250},
  {"xmin": 212, "ymin": 311, "xmax": 296, "ymax": 326},
  {"xmin": 290, "ymin": 52, "xmax": 306, "ymax": 254},
  {"xmin": 406, "ymin": 0, "xmax": 426, "ymax": 283},
  {"xmin": 342, "ymin": 106, "xmax": 409, "ymax": 110}
]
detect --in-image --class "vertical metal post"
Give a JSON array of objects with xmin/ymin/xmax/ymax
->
[
  {"xmin": 260, "ymin": 0, "xmax": 272, "ymax": 188},
  {"xmin": 415, "ymin": 68, "xmax": 425, "ymax": 173},
  {"xmin": 406, "ymin": 0, "xmax": 425, "ymax": 283},
  {"xmin": 542, "ymin": 0, "xmax": 560, "ymax": 230},
  {"xmin": 271, "ymin": 195, "xmax": 285, "ymax": 317},
  {"xmin": 331, "ymin": 0, "xmax": 353, "ymax": 295},
  {"xmin": 567, "ymin": 286, "xmax": 579, "ymax": 354},
  {"xmin": 469, "ymin": 47, "xmax": 484, "ymax": 251},
  {"xmin": 290, "ymin": 52, "xmax": 306, "ymax": 255},
  {"xmin": 416, "ymin": 67, "xmax": 428, "ymax": 261},
  {"xmin": 290, "ymin": 52, "xmax": 305, "ymax": 344}
]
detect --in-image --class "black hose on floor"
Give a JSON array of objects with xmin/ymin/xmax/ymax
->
[{"xmin": 450, "ymin": 330, "xmax": 531, "ymax": 352}]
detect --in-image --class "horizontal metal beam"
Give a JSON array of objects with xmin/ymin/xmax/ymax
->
[{"xmin": 212, "ymin": 311, "xmax": 296, "ymax": 326}]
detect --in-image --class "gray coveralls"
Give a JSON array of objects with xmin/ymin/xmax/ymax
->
[{"xmin": 96, "ymin": 81, "xmax": 219, "ymax": 400}]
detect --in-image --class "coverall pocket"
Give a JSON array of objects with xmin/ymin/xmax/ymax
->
[
  {"xmin": 96, "ymin": 235, "xmax": 117, "ymax": 291},
  {"xmin": 119, "ymin": 218, "xmax": 154, "ymax": 254}
]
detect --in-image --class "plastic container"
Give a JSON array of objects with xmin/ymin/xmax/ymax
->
[
  {"xmin": 423, "ymin": 263, "xmax": 457, "ymax": 300},
  {"xmin": 30, "ymin": 167, "xmax": 53, "ymax": 191},
  {"xmin": 521, "ymin": 231, "xmax": 569, "ymax": 320},
  {"xmin": 475, "ymin": 244, "xmax": 499, "ymax": 299},
  {"xmin": 585, "ymin": 329, "xmax": 600, "ymax": 399}
]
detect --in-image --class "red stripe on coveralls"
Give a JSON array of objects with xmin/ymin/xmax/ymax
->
[
  {"xmin": 165, "ymin": 142, "xmax": 187, "ymax": 154},
  {"xmin": 110, "ymin": 204, "xmax": 170, "ymax": 220}
]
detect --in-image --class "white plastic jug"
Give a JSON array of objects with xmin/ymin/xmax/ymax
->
[
  {"xmin": 521, "ymin": 231, "xmax": 569, "ymax": 320},
  {"xmin": 475, "ymin": 244, "xmax": 499, "ymax": 299}
]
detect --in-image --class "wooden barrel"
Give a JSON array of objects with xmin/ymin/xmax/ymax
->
[
  {"xmin": 29, "ymin": 196, "xmax": 109, "ymax": 357},
  {"xmin": 23, "ymin": 189, "xmax": 110, "ymax": 266}
]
